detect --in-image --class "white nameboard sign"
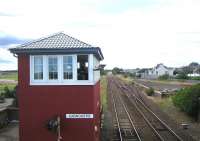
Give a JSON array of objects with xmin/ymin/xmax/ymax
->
[{"xmin": 66, "ymin": 114, "xmax": 94, "ymax": 119}]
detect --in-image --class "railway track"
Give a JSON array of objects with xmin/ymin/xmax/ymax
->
[
  {"xmin": 108, "ymin": 78, "xmax": 141, "ymax": 141},
  {"xmin": 108, "ymin": 76, "xmax": 185, "ymax": 141}
]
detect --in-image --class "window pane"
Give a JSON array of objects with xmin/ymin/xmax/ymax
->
[
  {"xmin": 34, "ymin": 56, "xmax": 43, "ymax": 80},
  {"xmin": 63, "ymin": 56, "xmax": 73, "ymax": 80},
  {"xmin": 48, "ymin": 57, "xmax": 58, "ymax": 80},
  {"xmin": 77, "ymin": 55, "xmax": 88, "ymax": 80}
]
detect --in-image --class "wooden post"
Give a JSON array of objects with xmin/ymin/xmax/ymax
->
[{"xmin": 57, "ymin": 116, "xmax": 62, "ymax": 141}]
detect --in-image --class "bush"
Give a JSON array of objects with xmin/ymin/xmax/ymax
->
[
  {"xmin": 124, "ymin": 74, "xmax": 128, "ymax": 78},
  {"xmin": 112, "ymin": 67, "xmax": 123, "ymax": 75},
  {"xmin": 146, "ymin": 87, "xmax": 154, "ymax": 96},
  {"xmin": 1, "ymin": 86, "xmax": 16, "ymax": 98},
  {"xmin": 190, "ymin": 76, "xmax": 200, "ymax": 80},
  {"xmin": 158, "ymin": 74, "xmax": 170, "ymax": 80},
  {"xmin": 172, "ymin": 84, "xmax": 200, "ymax": 119},
  {"xmin": 176, "ymin": 73, "xmax": 189, "ymax": 80}
]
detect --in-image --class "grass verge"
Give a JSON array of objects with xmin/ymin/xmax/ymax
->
[
  {"xmin": 100, "ymin": 76, "xmax": 107, "ymax": 109},
  {"xmin": 0, "ymin": 72, "xmax": 18, "ymax": 81},
  {"xmin": 100, "ymin": 76, "xmax": 113, "ymax": 141},
  {"xmin": 151, "ymin": 96, "xmax": 194, "ymax": 123}
]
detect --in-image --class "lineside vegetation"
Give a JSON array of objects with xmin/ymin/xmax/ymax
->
[{"xmin": 172, "ymin": 83, "xmax": 200, "ymax": 120}]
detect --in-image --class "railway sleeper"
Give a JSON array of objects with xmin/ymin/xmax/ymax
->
[
  {"xmin": 121, "ymin": 129, "xmax": 138, "ymax": 140},
  {"xmin": 112, "ymin": 129, "xmax": 121, "ymax": 140},
  {"xmin": 156, "ymin": 127, "xmax": 167, "ymax": 131}
]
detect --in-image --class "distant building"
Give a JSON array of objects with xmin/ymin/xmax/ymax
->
[
  {"xmin": 123, "ymin": 69, "xmax": 138, "ymax": 74},
  {"xmin": 188, "ymin": 67, "xmax": 200, "ymax": 77},
  {"xmin": 137, "ymin": 64, "xmax": 175, "ymax": 79},
  {"xmin": 136, "ymin": 68, "xmax": 149, "ymax": 78}
]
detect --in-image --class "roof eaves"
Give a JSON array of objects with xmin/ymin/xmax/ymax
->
[{"xmin": 9, "ymin": 47, "xmax": 104, "ymax": 60}]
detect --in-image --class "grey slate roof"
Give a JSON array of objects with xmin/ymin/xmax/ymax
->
[{"xmin": 9, "ymin": 32, "xmax": 104, "ymax": 60}]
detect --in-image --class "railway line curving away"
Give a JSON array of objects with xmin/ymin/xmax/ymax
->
[{"xmin": 107, "ymin": 76, "xmax": 195, "ymax": 141}]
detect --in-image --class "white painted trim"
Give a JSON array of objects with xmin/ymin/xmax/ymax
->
[
  {"xmin": 30, "ymin": 56, "xmax": 33, "ymax": 84},
  {"xmin": 29, "ymin": 54, "xmax": 99, "ymax": 85},
  {"xmin": 30, "ymin": 80, "xmax": 99, "ymax": 85},
  {"xmin": 58, "ymin": 55, "xmax": 62, "ymax": 83},
  {"xmin": 43, "ymin": 56, "xmax": 48, "ymax": 82},
  {"xmin": 73, "ymin": 55, "xmax": 77, "ymax": 81},
  {"xmin": 89, "ymin": 54, "xmax": 93, "ymax": 81}
]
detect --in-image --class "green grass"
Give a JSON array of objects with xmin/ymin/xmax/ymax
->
[
  {"xmin": 100, "ymin": 76, "xmax": 108, "ymax": 109},
  {"xmin": 0, "ymin": 72, "xmax": 18, "ymax": 81},
  {"xmin": 152, "ymin": 96, "xmax": 194, "ymax": 123},
  {"xmin": 117, "ymin": 75, "xmax": 133, "ymax": 84},
  {"xmin": 100, "ymin": 76, "xmax": 113, "ymax": 141}
]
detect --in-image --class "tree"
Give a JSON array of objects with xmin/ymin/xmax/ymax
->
[
  {"xmin": 189, "ymin": 62, "xmax": 199, "ymax": 67},
  {"xmin": 112, "ymin": 67, "xmax": 123, "ymax": 75},
  {"xmin": 182, "ymin": 66, "xmax": 193, "ymax": 74}
]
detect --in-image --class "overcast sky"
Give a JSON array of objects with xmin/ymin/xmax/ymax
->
[{"xmin": 0, "ymin": 0, "xmax": 200, "ymax": 70}]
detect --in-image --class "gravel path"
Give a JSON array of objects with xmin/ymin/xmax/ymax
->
[{"xmin": 0, "ymin": 123, "xmax": 19, "ymax": 141}]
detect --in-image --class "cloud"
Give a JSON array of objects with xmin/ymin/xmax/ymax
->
[
  {"xmin": 0, "ymin": 34, "xmax": 28, "ymax": 46},
  {"xmin": 0, "ymin": 58, "xmax": 12, "ymax": 63},
  {"xmin": 0, "ymin": 12, "xmax": 15, "ymax": 17},
  {"xmin": 0, "ymin": 0, "xmax": 200, "ymax": 70},
  {"xmin": 0, "ymin": 47, "xmax": 17, "ymax": 70},
  {"xmin": 83, "ymin": 0, "xmax": 158, "ymax": 14}
]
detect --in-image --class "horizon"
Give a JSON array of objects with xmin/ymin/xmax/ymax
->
[
  {"xmin": 1, "ymin": 0, "xmax": 200, "ymax": 70},
  {"xmin": 0, "ymin": 61, "xmax": 198, "ymax": 71}
]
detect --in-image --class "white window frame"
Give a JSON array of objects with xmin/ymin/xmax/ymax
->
[
  {"xmin": 62, "ymin": 55, "xmax": 76, "ymax": 82},
  {"xmin": 30, "ymin": 54, "xmax": 96, "ymax": 85},
  {"xmin": 33, "ymin": 56, "xmax": 43, "ymax": 80},
  {"xmin": 47, "ymin": 55, "xmax": 60, "ymax": 83},
  {"xmin": 30, "ymin": 55, "xmax": 46, "ymax": 83}
]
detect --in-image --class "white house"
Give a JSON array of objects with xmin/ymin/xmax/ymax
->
[{"xmin": 138, "ymin": 64, "xmax": 174, "ymax": 79}]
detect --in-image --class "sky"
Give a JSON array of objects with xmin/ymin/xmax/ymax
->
[{"xmin": 0, "ymin": 0, "xmax": 200, "ymax": 70}]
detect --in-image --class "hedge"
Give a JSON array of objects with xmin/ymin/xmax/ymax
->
[{"xmin": 172, "ymin": 84, "xmax": 200, "ymax": 119}]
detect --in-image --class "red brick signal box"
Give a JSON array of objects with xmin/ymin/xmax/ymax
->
[{"xmin": 9, "ymin": 32, "xmax": 104, "ymax": 141}]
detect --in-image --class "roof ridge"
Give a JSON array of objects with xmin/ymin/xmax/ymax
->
[
  {"xmin": 63, "ymin": 33, "xmax": 92, "ymax": 47},
  {"xmin": 17, "ymin": 32, "xmax": 64, "ymax": 48}
]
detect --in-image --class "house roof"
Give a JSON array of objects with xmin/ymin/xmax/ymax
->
[
  {"xmin": 9, "ymin": 32, "xmax": 104, "ymax": 60},
  {"xmin": 154, "ymin": 63, "xmax": 174, "ymax": 71},
  {"xmin": 155, "ymin": 63, "xmax": 167, "ymax": 69}
]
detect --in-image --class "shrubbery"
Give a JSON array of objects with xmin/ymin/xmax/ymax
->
[
  {"xmin": 190, "ymin": 76, "xmax": 200, "ymax": 81},
  {"xmin": 175, "ymin": 73, "xmax": 189, "ymax": 80},
  {"xmin": 146, "ymin": 87, "xmax": 154, "ymax": 96},
  {"xmin": 172, "ymin": 84, "xmax": 200, "ymax": 119},
  {"xmin": 1, "ymin": 86, "xmax": 16, "ymax": 98},
  {"xmin": 158, "ymin": 74, "xmax": 170, "ymax": 80}
]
